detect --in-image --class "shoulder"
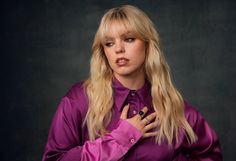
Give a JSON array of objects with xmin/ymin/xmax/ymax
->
[
  {"xmin": 59, "ymin": 81, "xmax": 88, "ymax": 119},
  {"xmin": 183, "ymin": 101, "xmax": 204, "ymax": 127},
  {"xmin": 183, "ymin": 101, "xmax": 198, "ymax": 116},
  {"xmin": 65, "ymin": 81, "xmax": 87, "ymax": 100}
]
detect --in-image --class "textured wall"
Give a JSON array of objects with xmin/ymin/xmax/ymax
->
[{"xmin": 3, "ymin": 0, "xmax": 236, "ymax": 160}]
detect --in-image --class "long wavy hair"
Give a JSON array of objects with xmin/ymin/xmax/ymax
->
[{"xmin": 84, "ymin": 5, "xmax": 197, "ymax": 145}]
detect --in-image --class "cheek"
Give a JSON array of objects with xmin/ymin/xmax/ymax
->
[
  {"xmin": 104, "ymin": 53, "xmax": 112, "ymax": 63},
  {"xmin": 103, "ymin": 49, "xmax": 110, "ymax": 60},
  {"xmin": 134, "ymin": 41, "xmax": 146, "ymax": 52},
  {"xmin": 104, "ymin": 52, "xmax": 114, "ymax": 68},
  {"xmin": 135, "ymin": 45, "xmax": 146, "ymax": 61}
]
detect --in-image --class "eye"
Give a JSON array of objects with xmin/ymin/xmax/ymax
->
[
  {"xmin": 104, "ymin": 42, "xmax": 114, "ymax": 47},
  {"xmin": 124, "ymin": 38, "xmax": 136, "ymax": 43}
]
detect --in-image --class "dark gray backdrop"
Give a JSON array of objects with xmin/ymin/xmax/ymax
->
[{"xmin": 2, "ymin": 0, "xmax": 236, "ymax": 160}]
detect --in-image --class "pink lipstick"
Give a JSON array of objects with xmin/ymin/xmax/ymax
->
[{"xmin": 116, "ymin": 58, "xmax": 129, "ymax": 66}]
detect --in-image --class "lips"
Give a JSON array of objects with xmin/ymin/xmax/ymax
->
[{"xmin": 116, "ymin": 58, "xmax": 129, "ymax": 66}]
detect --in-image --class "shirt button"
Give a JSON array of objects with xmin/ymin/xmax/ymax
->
[
  {"xmin": 131, "ymin": 92, "xmax": 135, "ymax": 96},
  {"xmin": 130, "ymin": 138, "xmax": 135, "ymax": 144},
  {"xmin": 133, "ymin": 110, "xmax": 137, "ymax": 115}
]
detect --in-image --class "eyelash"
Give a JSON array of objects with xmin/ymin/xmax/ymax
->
[
  {"xmin": 125, "ymin": 38, "xmax": 136, "ymax": 42},
  {"xmin": 105, "ymin": 42, "xmax": 114, "ymax": 47},
  {"xmin": 104, "ymin": 38, "xmax": 136, "ymax": 47}
]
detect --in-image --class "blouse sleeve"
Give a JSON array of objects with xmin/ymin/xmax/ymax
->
[
  {"xmin": 183, "ymin": 104, "xmax": 223, "ymax": 161},
  {"xmin": 42, "ymin": 97, "xmax": 142, "ymax": 161}
]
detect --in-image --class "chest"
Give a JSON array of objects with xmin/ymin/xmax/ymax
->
[{"xmin": 107, "ymin": 110, "xmax": 177, "ymax": 161}]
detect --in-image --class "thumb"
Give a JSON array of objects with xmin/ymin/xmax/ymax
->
[{"xmin": 120, "ymin": 104, "xmax": 129, "ymax": 119}]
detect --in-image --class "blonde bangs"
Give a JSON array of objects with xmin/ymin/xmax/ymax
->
[{"xmin": 96, "ymin": 7, "xmax": 150, "ymax": 45}]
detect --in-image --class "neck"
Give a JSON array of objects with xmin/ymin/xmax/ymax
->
[{"xmin": 114, "ymin": 73, "xmax": 145, "ymax": 90}]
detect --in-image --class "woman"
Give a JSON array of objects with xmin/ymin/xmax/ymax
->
[{"xmin": 42, "ymin": 5, "xmax": 222, "ymax": 161}]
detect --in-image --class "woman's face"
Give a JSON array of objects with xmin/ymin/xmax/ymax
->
[{"xmin": 102, "ymin": 22, "xmax": 146, "ymax": 81}]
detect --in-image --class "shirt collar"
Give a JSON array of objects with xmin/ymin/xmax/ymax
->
[{"xmin": 112, "ymin": 77, "xmax": 152, "ymax": 112}]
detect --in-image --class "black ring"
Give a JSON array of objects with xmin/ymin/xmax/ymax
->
[{"xmin": 138, "ymin": 110, "xmax": 145, "ymax": 118}]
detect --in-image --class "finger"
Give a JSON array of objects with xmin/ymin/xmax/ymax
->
[
  {"xmin": 147, "ymin": 112, "xmax": 157, "ymax": 121},
  {"xmin": 120, "ymin": 104, "xmax": 129, "ymax": 119},
  {"xmin": 143, "ymin": 117, "xmax": 150, "ymax": 124},
  {"xmin": 141, "ymin": 112, "xmax": 157, "ymax": 124},
  {"xmin": 136, "ymin": 106, "xmax": 148, "ymax": 119},
  {"xmin": 143, "ymin": 131, "xmax": 159, "ymax": 138},
  {"xmin": 144, "ymin": 121, "xmax": 158, "ymax": 132}
]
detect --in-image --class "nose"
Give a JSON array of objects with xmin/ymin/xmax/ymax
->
[{"xmin": 115, "ymin": 41, "xmax": 125, "ymax": 53}]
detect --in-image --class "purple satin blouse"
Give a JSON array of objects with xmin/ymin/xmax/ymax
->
[{"xmin": 42, "ymin": 78, "xmax": 222, "ymax": 161}]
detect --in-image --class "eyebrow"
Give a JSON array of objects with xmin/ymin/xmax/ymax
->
[
  {"xmin": 103, "ymin": 32, "xmax": 135, "ymax": 41},
  {"xmin": 103, "ymin": 36, "xmax": 114, "ymax": 41}
]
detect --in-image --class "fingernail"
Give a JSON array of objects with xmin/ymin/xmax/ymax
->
[{"xmin": 125, "ymin": 104, "xmax": 129, "ymax": 108}]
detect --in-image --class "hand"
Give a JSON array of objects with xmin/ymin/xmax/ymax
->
[{"xmin": 120, "ymin": 104, "xmax": 158, "ymax": 138}]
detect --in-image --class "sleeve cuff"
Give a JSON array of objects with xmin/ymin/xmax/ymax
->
[{"xmin": 110, "ymin": 119, "xmax": 142, "ymax": 149}]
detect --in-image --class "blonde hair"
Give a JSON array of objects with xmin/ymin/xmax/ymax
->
[{"xmin": 84, "ymin": 5, "xmax": 197, "ymax": 145}]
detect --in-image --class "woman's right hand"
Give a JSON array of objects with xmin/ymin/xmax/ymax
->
[{"xmin": 120, "ymin": 104, "xmax": 158, "ymax": 138}]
